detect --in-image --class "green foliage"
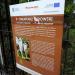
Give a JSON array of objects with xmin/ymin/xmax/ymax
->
[
  {"xmin": 65, "ymin": 0, "xmax": 75, "ymax": 26},
  {"xmin": 62, "ymin": 0, "xmax": 75, "ymax": 75},
  {"xmin": 65, "ymin": 0, "xmax": 74, "ymax": 14}
]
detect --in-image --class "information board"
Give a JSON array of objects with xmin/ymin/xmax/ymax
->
[{"xmin": 9, "ymin": 0, "xmax": 65, "ymax": 75}]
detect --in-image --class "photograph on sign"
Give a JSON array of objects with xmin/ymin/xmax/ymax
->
[{"xmin": 16, "ymin": 36, "xmax": 30, "ymax": 61}]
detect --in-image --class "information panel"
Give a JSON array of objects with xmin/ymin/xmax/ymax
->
[{"xmin": 9, "ymin": 0, "xmax": 65, "ymax": 75}]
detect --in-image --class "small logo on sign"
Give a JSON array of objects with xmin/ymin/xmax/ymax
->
[
  {"xmin": 12, "ymin": 8, "xmax": 19, "ymax": 12},
  {"xmin": 12, "ymin": 8, "xmax": 14, "ymax": 12},
  {"xmin": 54, "ymin": 3, "xmax": 60, "ymax": 7}
]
